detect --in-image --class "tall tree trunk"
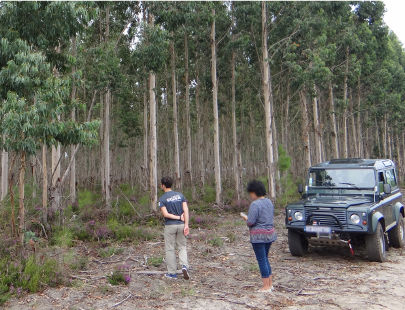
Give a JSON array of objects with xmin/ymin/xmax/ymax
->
[
  {"xmin": 70, "ymin": 36, "xmax": 77, "ymax": 205},
  {"xmin": 231, "ymin": 9, "xmax": 241, "ymax": 200},
  {"xmin": 299, "ymin": 91, "xmax": 312, "ymax": 170},
  {"xmin": 104, "ymin": 89, "xmax": 111, "ymax": 209},
  {"xmin": 195, "ymin": 67, "xmax": 205, "ymax": 187},
  {"xmin": 1, "ymin": 147, "xmax": 8, "ymax": 201},
  {"xmin": 357, "ymin": 77, "xmax": 363, "ymax": 157},
  {"xmin": 184, "ymin": 34, "xmax": 194, "ymax": 199},
  {"xmin": 350, "ymin": 90, "xmax": 358, "ymax": 157},
  {"xmin": 261, "ymin": 2, "xmax": 276, "ymax": 199},
  {"xmin": 19, "ymin": 152, "xmax": 26, "ymax": 245},
  {"xmin": 312, "ymin": 85, "xmax": 322, "ymax": 163},
  {"xmin": 342, "ymin": 46, "xmax": 349, "ymax": 158},
  {"xmin": 211, "ymin": 9, "xmax": 222, "ymax": 205},
  {"xmin": 283, "ymin": 79, "xmax": 290, "ymax": 151},
  {"xmin": 148, "ymin": 12, "xmax": 158, "ymax": 211},
  {"xmin": 383, "ymin": 114, "xmax": 388, "ymax": 157},
  {"xmin": 170, "ymin": 40, "xmax": 181, "ymax": 189},
  {"xmin": 143, "ymin": 82, "xmax": 149, "ymax": 190},
  {"xmin": 100, "ymin": 92, "xmax": 105, "ymax": 193},
  {"xmin": 104, "ymin": 6, "xmax": 111, "ymax": 210},
  {"xmin": 42, "ymin": 145, "xmax": 48, "ymax": 228},
  {"xmin": 328, "ymin": 82, "xmax": 339, "ymax": 159}
]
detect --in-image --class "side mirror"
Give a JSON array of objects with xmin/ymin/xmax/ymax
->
[
  {"xmin": 298, "ymin": 184, "xmax": 304, "ymax": 194},
  {"xmin": 383, "ymin": 183, "xmax": 392, "ymax": 195}
]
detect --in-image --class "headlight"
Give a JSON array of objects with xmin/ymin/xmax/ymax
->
[
  {"xmin": 350, "ymin": 214, "xmax": 361, "ymax": 224},
  {"xmin": 294, "ymin": 211, "xmax": 304, "ymax": 221}
]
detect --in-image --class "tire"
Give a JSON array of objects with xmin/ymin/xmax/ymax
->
[
  {"xmin": 366, "ymin": 222, "xmax": 387, "ymax": 262},
  {"xmin": 288, "ymin": 229, "xmax": 308, "ymax": 257},
  {"xmin": 388, "ymin": 213, "xmax": 405, "ymax": 248}
]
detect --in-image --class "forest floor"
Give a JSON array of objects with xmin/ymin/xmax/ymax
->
[{"xmin": 4, "ymin": 212, "xmax": 405, "ymax": 310}]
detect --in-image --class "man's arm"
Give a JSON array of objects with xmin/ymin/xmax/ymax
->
[
  {"xmin": 182, "ymin": 201, "xmax": 190, "ymax": 236},
  {"xmin": 160, "ymin": 206, "xmax": 182, "ymax": 221}
]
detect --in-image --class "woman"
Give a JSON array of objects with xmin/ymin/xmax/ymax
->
[{"xmin": 242, "ymin": 180, "xmax": 277, "ymax": 292}]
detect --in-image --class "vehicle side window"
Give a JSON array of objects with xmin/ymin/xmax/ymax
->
[
  {"xmin": 385, "ymin": 169, "xmax": 397, "ymax": 188},
  {"xmin": 378, "ymin": 171, "xmax": 385, "ymax": 193}
]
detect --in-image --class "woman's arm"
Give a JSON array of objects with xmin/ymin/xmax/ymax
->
[{"xmin": 247, "ymin": 204, "xmax": 259, "ymax": 227}]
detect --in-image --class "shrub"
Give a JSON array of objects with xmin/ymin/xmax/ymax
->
[
  {"xmin": 208, "ymin": 236, "xmax": 224, "ymax": 247},
  {"xmin": 51, "ymin": 228, "xmax": 73, "ymax": 248},
  {"xmin": 98, "ymin": 247, "xmax": 124, "ymax": 258},
  {"xmin": 148, "ymin": 256, "xmax": 163, "ymax": 267},
  {"xmin": 107, "ymin": 265, "xmax": 130, "ymax": 285},
  {"xmin": 0, "ymin": 255, "xmax": 63, "ymax": 304},
  {"xmin": 189, "ymin": 214, "xmax": 216, "ymax": 229},
  {"xmin": 202, "ymin": 185, "xmax": 216, "ymax": 204},
  {"xmin": 107, "ymin": 219, "xmax": 159, "ymax": 242},
  {"xmin": 228, "ymin": 199, "xmax": 250, "ymax": 213}
]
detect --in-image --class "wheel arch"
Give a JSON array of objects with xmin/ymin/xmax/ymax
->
[{"xmin": 371, "ymin": 211, "xmax": 385, "ymax": 233}]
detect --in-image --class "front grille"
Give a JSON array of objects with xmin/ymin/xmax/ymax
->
[{"xmin": 305, "ymin": 207, "xmax": 347, "ymax": 228}]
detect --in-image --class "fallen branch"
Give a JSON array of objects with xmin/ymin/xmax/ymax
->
[
  {"xmin": 133, "ymin": 270, "xmax": 182, "ymax": 275},
  {"xmin": 111, "ymin": 293, "xmax": 132, "ymax": 308}
]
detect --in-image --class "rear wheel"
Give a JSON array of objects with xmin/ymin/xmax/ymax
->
[
  {"xmin": 366, "ymin": 222, "xmax": 387, "ymax": 262},
  {"xmin": 288, "ymin": 229, "xmax": 308, "ymax": 257},
  {"xmin": 388, "ymin": 213, "xmax": 405, "ymax": 248}
]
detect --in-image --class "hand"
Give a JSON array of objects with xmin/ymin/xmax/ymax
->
[
  {"xmin": 240, "ymin": 212, "xmax": 248, "ymax": 221},
  {"xmin": 184, "ymin": 225, "xmax": 190, "ymax": 236},
  {"xmin": 180, "ymin": 213, "xmax": 185, "ymax": 222}
]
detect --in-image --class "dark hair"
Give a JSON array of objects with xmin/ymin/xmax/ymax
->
[
  {"xmin": 247, "ymin": 180, "xmax": 267, "ymax": 197},
  {"xmin": 161, "ymin": 176, "xmax": 173, "ymax": 188}
]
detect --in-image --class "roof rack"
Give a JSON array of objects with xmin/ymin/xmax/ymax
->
[{"xmin": 329, "ymin": 158, "xmax": 364, "ymax": 164}]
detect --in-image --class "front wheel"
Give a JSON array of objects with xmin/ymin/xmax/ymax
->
[
  {"xmin": 388, "ymin": 213, "xmax": 405, "ymax": 248},
  {"xmin": 365, "ymin": 222, "xmax": 387, "ymax": 262},
  {"xmin": 288, "ymin": 229, "xmax": 308, "ymax": 257}
]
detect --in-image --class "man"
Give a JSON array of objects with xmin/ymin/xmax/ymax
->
[{"xmin": 159, "ymin": 176, "xmax": 190, "ymax": 280}]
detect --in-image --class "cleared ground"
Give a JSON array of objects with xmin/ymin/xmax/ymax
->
[{"xmin": 4, "ymin": 212, "xmax": 405, "ymax": 310}]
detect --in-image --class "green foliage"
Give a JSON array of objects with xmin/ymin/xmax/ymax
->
[
  {"xmin": 51, "ymin": 228, "xmax": 74, "ymax": 248},
  {"xmin": 107, "ymin": 219, "xmax": 159, "ymax": 242},
  {"xmin": 202, "ymin": 185, "xmax": 216, "ymax": 204},
  {"xmin": 208, "ymin": 236, "xmax": 224, "ymax": 247},
  {"xmin": 98, "ymin": 246, "xmax": 124, "ymax": 258},
  {"xmin": 148, "ymin": 256, "xmax": 163, "ymax": 267},
  {"xmin": 0, "ymin": 256, "xmax": 63, "ymax": 304},
  {"xmin": 107, "ymin": 271, "xmax": 128, "ymax": 286}
]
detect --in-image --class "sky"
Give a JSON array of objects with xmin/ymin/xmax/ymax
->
[{"xmin": 384, "ymin": 0, "xmax": 405, "ymax": 45}]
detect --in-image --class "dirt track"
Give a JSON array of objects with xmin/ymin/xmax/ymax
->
[{"xmin": 4, "ymin": 213, "xmax": 405, "ymax": 310}]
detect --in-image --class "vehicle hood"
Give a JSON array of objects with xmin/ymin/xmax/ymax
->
[{"xmin": 300, "ymin": 196, "xmax": 373, "ymax": 208}]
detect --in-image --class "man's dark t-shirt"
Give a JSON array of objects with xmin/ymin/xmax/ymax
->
[{"xmin": 158, "ymin": 191, "xmax": 187, "ymax": 225}]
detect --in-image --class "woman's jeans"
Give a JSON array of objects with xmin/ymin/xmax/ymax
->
[{"xmin": 252, "ymin": 242, "xmax": 272, "ymax": 278}]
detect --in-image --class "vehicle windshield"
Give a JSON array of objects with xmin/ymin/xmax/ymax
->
[{"xmin": 308, "ymin": 169, "xmax": 375, "ymax": 189}]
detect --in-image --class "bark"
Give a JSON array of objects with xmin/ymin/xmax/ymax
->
[
  {"xmin": 299, "ymin": 91, "xmax": 312, "ymax": 170},
  {"xmin": 342, "ymin": 46, "xmax": 349, "ymax": 158},
  {"xmin": 70, "ymin": 37, "xmax": 77, "ymax": 205},
  {"xmin": 312, "ymin": 85, "xmax": 322, "ymax": 163},
  {"xmin": 148, "ymin": 12, "xmax": 157, "ymax": 211},
  {"xmin": 104, "ymin": 6, "xmax": 111, "ymax": 210},
  {"xmin": 104, "ymin": 89, "xmax": 111, "ymax": 209},
  {"xmin": 51, "ymin": 144, "xmax": 61, "ymax": 186},
  {"xmin": 1, "ymin": 147, "xmax": 8, "ymax": 201},
  {"xmin": 170, "ymin": 40, "xmax": 181, "ymax": 189},
  {"xmin": 8, "ymin": 155, "xmax": 16, "ymax": 236},
  {"xmin": 328, "ymin": 82, "xmax": 339, "ymax": 159},
  {"xmin": 357, "ymin": 77, "xmax": 363, "ymax": 157},
  {"xmin": 211, "ymin": 9, "xmax": 222, "ymax": 204},
  {"xmin": 184, "ymin": 33, "xmax": 194, "ymax": 199},
  {"xmin": 383, "ymin": 114, "xmax": 387, "ymax": 157},
  {"xmin": 195, "ymin": 67, "xmax": 205, "ymax": 187},
  {"xmin": 231, "ymin": 10, "xmax": 241, "ymax": 200},
  {"xmin": 19, "ymin": 152, "xmax": 26, "ymax": 245},
  {"xmin": 143, "ymin": 82, "xmax": 148, "ymax": 190},
  {"xmin": 261, "ymin": 2, "xmax": 276, "ymax": 199},
  {"xmin": 42, "ymin": 145, "xmax": 48, "ymax": 227}
]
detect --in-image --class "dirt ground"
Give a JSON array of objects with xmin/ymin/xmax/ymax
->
[{"xmin": 4, "ymin": 212, "xmax": 405, "ymax": 310}]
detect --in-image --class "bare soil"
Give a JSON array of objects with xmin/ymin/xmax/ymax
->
[{"xmin": 4, "ymin": 213, "xmax": 405, "ymax": 310}]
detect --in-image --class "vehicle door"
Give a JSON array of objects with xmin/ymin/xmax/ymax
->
[{"xmin": 383, "ymin": 168, "xmax": 399, "ymax": 227}]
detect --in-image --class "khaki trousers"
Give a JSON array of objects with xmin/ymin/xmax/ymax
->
[{"xmin": 164, "ymin": 224, "xmax": 188, "ymax": 274}]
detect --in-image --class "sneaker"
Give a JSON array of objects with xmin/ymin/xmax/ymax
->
[
  {"xmin": 165, "ymin": 273, "xmax": 178, "ymax": 280},
  {"xmin": 182, "ymin": 265, "xmax": 190, "ymax": 280}
]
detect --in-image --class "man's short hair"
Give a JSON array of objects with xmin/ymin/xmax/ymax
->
[
  {"xmin": 247, "ymin": 180, "xmax": 267, "ymax": 197},
  {"xmin": 161, "ymin": 176, "xmax": 173, "ymax": 188}
]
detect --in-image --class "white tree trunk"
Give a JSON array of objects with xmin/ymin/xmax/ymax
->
[
  {"xmin": 1, "ymin": 148, "xmax": 8, "ymax": 201},
  {"xmin": 104, "ymin": 89, "xmax": 111, "ymax": 209},
  {"xmin": 342, "ymin": 46, "xmax": 349, "ymax": 158},
  {"xmin": 70, "ymin": 36, "xmax": 77, "ymax": 205},
  {"xmin": 211, "ymin": 9, "xmax": 222, "ymax": 205},
  {"xmin": 312, "ymin": 85, "xmax": 322, "ymax": 163},
  {"xmin": 299, "ymin": 91, "xmax": 312, "ymax": 170},
  {"xmin": 42, "ymin": 144, "xmax": 48, "ymax": 227},
  {"xmin": 261, "ymin": 2, "xmax": 276, "ymax": 199},
  {"xmin": 143, "ymin": 84, "xmax": 149, "ymax": 190},
  {"xmin": 329, "ymin": 82, "xmax": 339, "ymax": 159},
  {"xmin": 170, "ymin": 40, "xmax": 181, "ymax": 188},
  {"xmin": 231, "ymin": 49, "xmax": 240, "ymax": 200},
  {"xmin": 195, "ymin": 68, "xmax": 205, "ymax": 187}
]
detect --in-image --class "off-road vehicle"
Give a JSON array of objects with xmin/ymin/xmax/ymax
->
[{"xmin": 285, "ymin": 159, "xmax": 404, "ymax": 262}]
